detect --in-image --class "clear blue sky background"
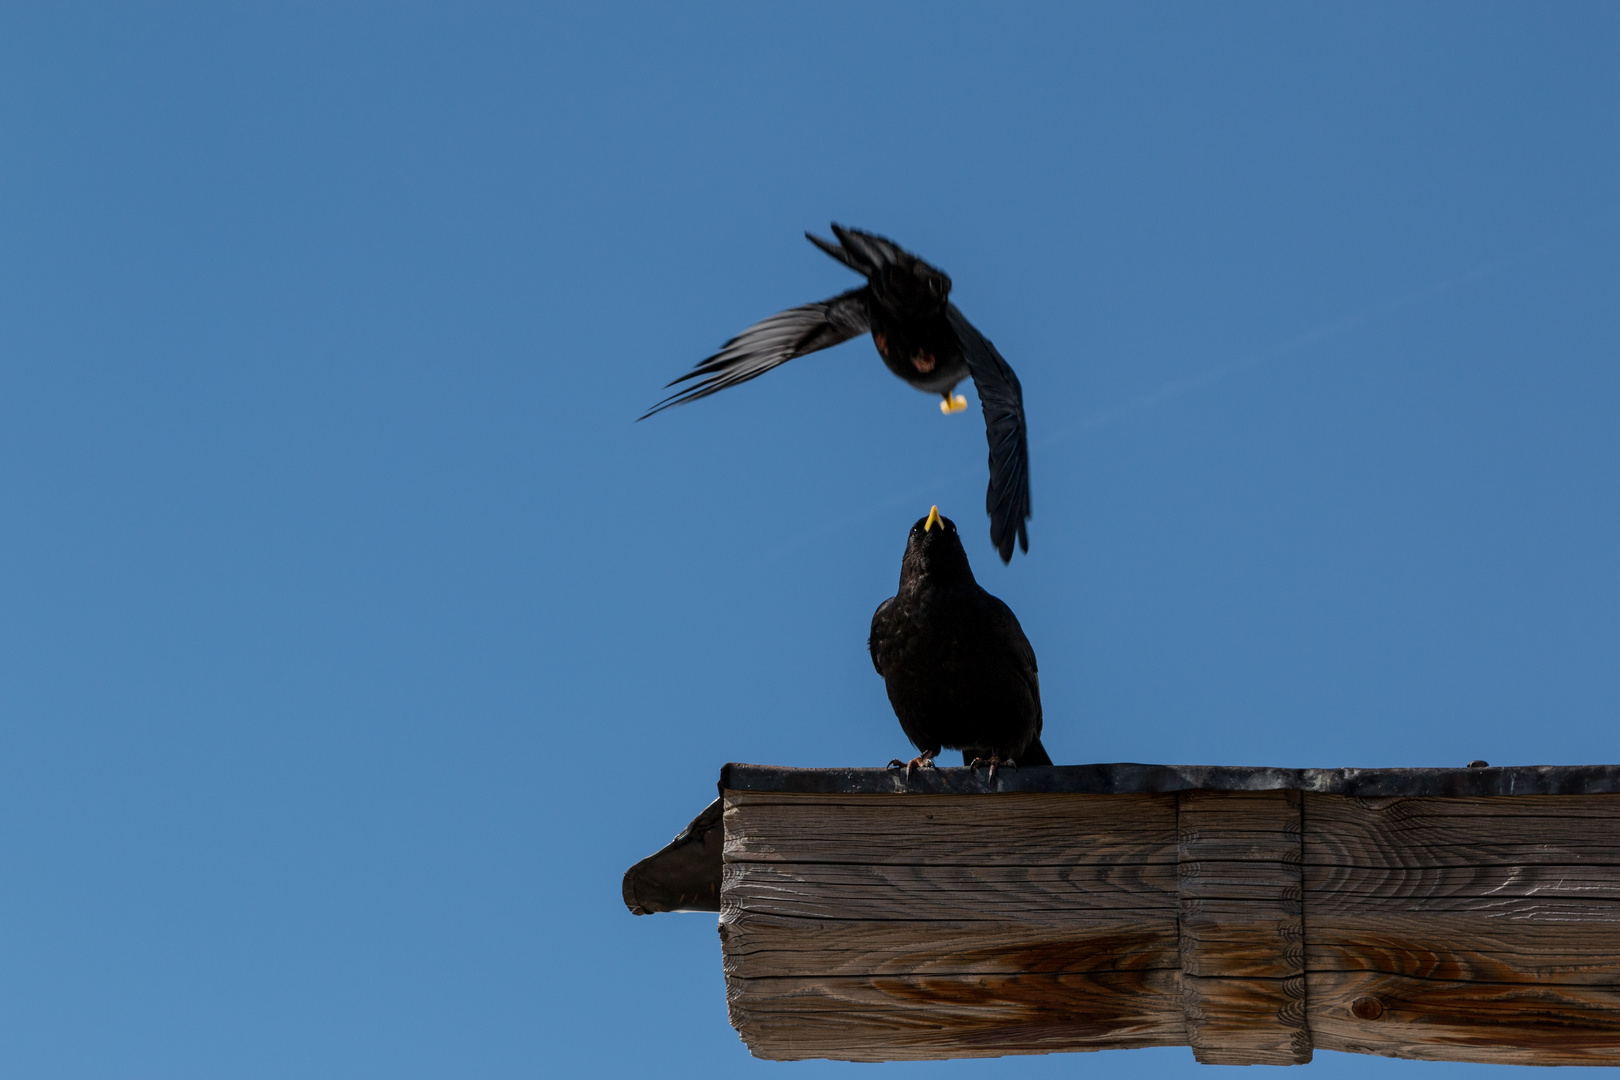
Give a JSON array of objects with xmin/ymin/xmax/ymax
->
[{"xmin": 2, "ymin": 4, "xmax": 1617, "ymax": 1078}]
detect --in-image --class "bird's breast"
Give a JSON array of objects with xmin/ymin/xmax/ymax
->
[
  {"xmin": 870, "ymin": 321, "xmax": 966, "ymax": 393},
  {"xmin": 872, "ymin": 330, "xmax": 929, "ymax": 369}
]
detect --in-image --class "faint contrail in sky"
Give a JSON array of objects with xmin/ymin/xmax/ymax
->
[
  {"xmin": 740, "ymin": 226, "xmax": 1595, "ymax": 574},
  {"xmin": 1037, "ymin": 236, "xmax": 1569, "ymax": 451}
]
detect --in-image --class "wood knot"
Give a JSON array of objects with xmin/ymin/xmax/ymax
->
[{"xmin": 1350, "ymin": 996, "xmax": 1385, "ymax": 1021}]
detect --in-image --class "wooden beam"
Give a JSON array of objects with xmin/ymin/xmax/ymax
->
[
  {"xmin": 628, "ymin": 764, "xmax": 1620, "ymax": 1064},
  {"xmin": 1303, "ymin": 794, "xmax": 1620, "ymax": 1065},
  {"xmin": 1177, "ymin": 789, "xmax": 1311, "ymax": 1064},
  {"xmin": 720, "ymin": 791, "xmax": 1184, "ymax": 1061}
]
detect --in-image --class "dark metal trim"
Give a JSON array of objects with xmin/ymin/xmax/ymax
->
[{"xmin": 718, "ymin": 762, "xmax": 1620, "ymax": 798}]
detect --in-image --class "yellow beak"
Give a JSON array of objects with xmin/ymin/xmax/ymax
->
[{"xmin": 924, "ymin": 506, "xmax": 943, "ymax": 532}]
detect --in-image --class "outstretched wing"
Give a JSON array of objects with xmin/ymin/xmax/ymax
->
[
  {"xmin": 947, "ymin": 304, "xmax": 1030, "ymax": 562},
  {"xmin": 640, "ymin": 289, "xmax": 870, "ymax": 419}
]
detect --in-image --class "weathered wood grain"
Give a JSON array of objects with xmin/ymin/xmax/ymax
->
[
  {"xmin": 721, "ymin": 861, "xmax": 1177, "ymax": 921},
  {"xmin": 1179, "ymin": 861, "xmax": 1303, "ymax": 897},
  {"xmin": 1180, "ymin": 899, "xmax": 1304, "ymax": 978},
  {"xmin": 1306, "ymin": 794, "xmax": 1620, "ymax": 867},
  {"xmin": 727, "ymin": 969, "xmax": 1186, "ymax": 1062},
  {"xmin": 1306, "ymin": 927, "xmax": 1620, "ymax": 985},
  {"xmin": 1177, "ymin": 789, "xmax": 1311, "ymax": 1064},
  {"xmin": 1313, "ymin": 793, "xmax": 1620, "ymax": 819},
  {"xmin": 715, "ymin": 782, "xmax": 1620, "ymax": 1064},
  {"xmin": 1296, "ymin": 793, "xmax": 1620, "ymax": 1060},
  {"xmin": 1182, "ymin": 975, "xmax": 1311, "ymax": 1066},
  {"xmin": 722, "ymin": 790, "xmax": 1185, "ymax": 1061},
  {"xmin": 1301, "ymin": 789, "xmax": 1620, "ymax": 1016},
  {"xmin": 1307, "ymin": 859, "xmax": 1620, "ymax": 901},
  {"xmin": 721, "ymin": 914, "xmax": 1179, "ymax": 979},
  {"xmin": 1308, "ymin": 969, "xmax": 1620, "ymax": 1065},
  {"xmin": 723, "ymin": 791, "xmax": 1177, "ymax": 866}
]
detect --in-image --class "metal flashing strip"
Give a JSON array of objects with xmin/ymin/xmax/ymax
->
[{"xmin": 719, "ymin": 762, "xmax": 1620, "ymax": 798}]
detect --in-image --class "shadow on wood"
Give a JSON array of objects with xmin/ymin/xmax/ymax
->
[{"xmin": 625, "ymin": 763, "xmax": 1620, "ymax": 1065}]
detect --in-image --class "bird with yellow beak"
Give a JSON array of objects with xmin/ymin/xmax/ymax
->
[{"xmin": 868, "ymin": 506, "xmax": 1050, "ymax": 778}]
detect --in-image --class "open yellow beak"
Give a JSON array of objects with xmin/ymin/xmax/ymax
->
[{"xmin": 924, "ymin": 506, "xmax": 943, "ymax": 532}]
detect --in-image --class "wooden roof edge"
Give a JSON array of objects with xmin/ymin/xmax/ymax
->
[
  {"xmin": 622, "ymin": 762, "xmax": 1620, "ymax": 916},
  {"xmin": 719, "ymin": 761, "xmax": 1620, "ymax": 798}
]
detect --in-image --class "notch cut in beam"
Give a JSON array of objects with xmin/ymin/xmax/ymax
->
[{"xmin": 1178, "ymin": 789, "xmax": 1311, "ymax": 1064}]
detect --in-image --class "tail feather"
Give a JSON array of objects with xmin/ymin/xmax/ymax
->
[{"xmin": 1019, "ymin": 735, "xmax": 1053, "ymax": 767}]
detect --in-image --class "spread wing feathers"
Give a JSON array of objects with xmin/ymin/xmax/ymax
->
[
  {"xmin": 639, "ymin": 289, "xmax": 871, "ymax": 419},
  {"xmin": 948, "ymin": 304, "xmax": 1031, "ymax": 562},
  {"xmin": 805, "ymin": 224, "xmax": 912, "ymax": 277}
]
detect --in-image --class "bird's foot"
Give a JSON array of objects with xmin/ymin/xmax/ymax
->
[
  {"xmin": 939, "ymin": 393, "xmax": 968, "ymax": 415},
  {"xmin": 888, "ymin": 755, "xmax": 936, "ymax": 779},
  {"xmin": 969, "ymin": 756, "xmax": 1018, "ymax": 782}
]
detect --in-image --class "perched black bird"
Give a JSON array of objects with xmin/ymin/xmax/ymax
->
[
  {"xmin": 642, "ymin": 225, "xmax": 1031, "ymax": 563},
  {"xmin": 868, "ymin": 507, "xmax": 1051, "ymax": 777}
]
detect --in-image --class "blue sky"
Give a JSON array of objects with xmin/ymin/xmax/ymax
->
[{"xmin": 1, "ymin": 3, "xmax": 1617, "ymax": 1077}]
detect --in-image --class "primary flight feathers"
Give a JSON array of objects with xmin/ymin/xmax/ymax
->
[{"xmin": 641, "ymin": 224, "xmax": 1032, "ymax": 563}]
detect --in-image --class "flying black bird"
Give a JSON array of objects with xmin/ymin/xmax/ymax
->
[
  {"xmin": 641, "ymin": 225, "xmax": 1031, "ymax": 562},
  {"xmin": 868, "ymin": 506, "xmax": 1051, "ymax": 778}
]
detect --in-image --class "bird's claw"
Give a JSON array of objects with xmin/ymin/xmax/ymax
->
[
  {"xmin": 939, "ymin": 393, "xmax": 968, "ymax": 415},
  {"xmin": 888, "ymin": 755, "xmax": 937, "ymax": 779},
  {"xmin": 969, "ymin": 756, "xmax": 1018, "ymax": 782}
]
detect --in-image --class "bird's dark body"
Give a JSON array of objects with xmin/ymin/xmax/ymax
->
[
  {"xmin": 643, "ymin": 225, "xmax": 1032, "ymax": 562},
  {"xmin": 869, "ymin": 511, "xmax": 1051, "ymax": 767},
  {"xmin": 868, "ymin": 308, "xmax": 969, "ymax": 395}
]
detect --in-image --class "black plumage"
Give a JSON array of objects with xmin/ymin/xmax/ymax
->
[
  {"xmin": 868, "ymin": 507, "xmax": 1051, "ymax": 777},
  {"xmin": 642, "ymin": 225, "xmax": 1031, "ymax": 563}
]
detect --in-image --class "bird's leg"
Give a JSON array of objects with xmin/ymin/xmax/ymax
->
[
  {"xmin": 887, "ymin": 754, "xmax": 937, "ymax": 779},
  {"xmin": 939, "ymin": 393, "xmax": 968, "ymax": 415},
  {"xmin": 969, "ymin": 756, "xmax": 1019, "ymax": 782}
]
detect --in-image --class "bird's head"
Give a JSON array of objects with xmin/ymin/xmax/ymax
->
[{"xmin": 901, "ymin": 505, "xmax": 975, "ymax": 586}]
